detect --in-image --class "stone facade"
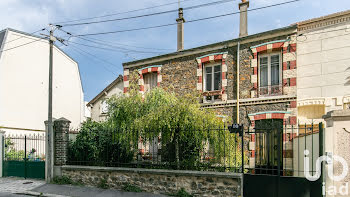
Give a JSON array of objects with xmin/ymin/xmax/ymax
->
[
  {"xmin": 123, "ymin": 27, "xmax": 299, "ymax": 172},
  {"xmin": 61, "ymin": 166, "xmax": 242, "ymax": 197},
  {"xmin": 123, "ymin": 31, "xmax": 297, "ymax": 123}
]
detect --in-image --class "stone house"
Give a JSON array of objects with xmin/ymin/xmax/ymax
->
[
  {"xmin": 87, "ymin": 75, "xmax": 123, "ymax": 122},
  {"xmin": 122, "ymin": 0, "xmax": 298, "ymax": 169}
]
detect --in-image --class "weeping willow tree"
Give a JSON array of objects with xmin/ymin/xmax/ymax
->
[{"xmin": 70, "ymin": 71, "xmax": 243, "ymax": 170}]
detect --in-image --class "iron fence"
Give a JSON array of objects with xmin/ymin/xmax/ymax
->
[
  {"xmin": 67, "ymin": 126, "xmax": 244, "ymax": 173},
  {"xmin": 245, "ymin": 120, "xmax": 323, "ymax": 178},
  {"xmin": 4, "ymin": 134, "xmax": 46, "ymax": 161},
  {"xmin": 3, "ymin": 134, "xmax": 46, "ymax": 179}
]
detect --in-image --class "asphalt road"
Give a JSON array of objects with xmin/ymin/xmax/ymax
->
[{"xmin": 0, "ymin": 192, "xmax": 29, "ymax": 197}]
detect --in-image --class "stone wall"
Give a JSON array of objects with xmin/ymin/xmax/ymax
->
[{"xmin": 61, "ymin": 165, "xmax": 242, "ymax": 197}]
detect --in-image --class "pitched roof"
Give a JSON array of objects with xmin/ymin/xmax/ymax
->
[
  {"xmin": 87, "ymin": 75, "xmax": 123, "ymax": 106},
  {"xmin": 123, "ymin": 25, "xmax": 297, "ymax": 68}
]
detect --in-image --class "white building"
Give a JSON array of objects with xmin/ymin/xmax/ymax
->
[
  {"xmin": 297, "ymin": 10, "xmax": 350, "ymax": 124},
  {"xmin": 0, "ymin": 28, "xmax": 85, "ymax": 134},
  {"xmin": 87, "ymin": 75, "xmax": 123, "ymax": 122}
]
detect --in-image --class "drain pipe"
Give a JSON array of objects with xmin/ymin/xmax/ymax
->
[{"xmin": 237, "ymin": 42, "xmax": 240, "ymax": 124}]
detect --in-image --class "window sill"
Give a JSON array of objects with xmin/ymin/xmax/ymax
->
[{"xmin": 202, "ymin": 90, "xmax": 222, "ymax": 97}]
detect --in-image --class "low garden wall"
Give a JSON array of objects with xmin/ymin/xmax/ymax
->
[{"xmin": 60, "ymin": 165, "xmax": 242, "ymax": 196}]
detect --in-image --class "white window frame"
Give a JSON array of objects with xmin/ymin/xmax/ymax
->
[
  {"xmin": 258, "ymin": 52, "xmax": 282, "ymax": 91},
  {"xmin": 203, "ymin": 62, "xmax": 222, "ymax": 92},
  {"xmin": 101, "ymin": 100, "xmax": 109, "ymax": 114},
  {"xmin": 203, "ymin": 62, "xmax": 222, "ymax": 102}
]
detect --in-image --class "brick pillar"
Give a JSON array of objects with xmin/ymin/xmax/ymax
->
[{"xmin": 53, "ymin": 117, "xmax": 71, "ymax": 166}]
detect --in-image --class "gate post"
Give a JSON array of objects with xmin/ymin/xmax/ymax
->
[
  {"xmin": 323, "ymin": 110, "xmax": 350, "ymax": 196},
  {"xmin": 53, "ymin": 118, "xmax": 70, "ymax": 177},
  {"xmin": 0, "ymin": 130, "xmax": 5, "ymax": 177}
]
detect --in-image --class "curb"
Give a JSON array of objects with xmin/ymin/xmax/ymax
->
[{"xmin": 15, "ymin": 191, "xmax": 71, "ymax": 197}]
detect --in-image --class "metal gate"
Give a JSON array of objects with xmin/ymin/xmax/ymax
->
[
  {"xmin": 3, "ymin": 134, "xmax": 45, "ymax": 179},
  {"xmin": 243, "ymin": 121, "xmax": 324, "ymax": 197}
]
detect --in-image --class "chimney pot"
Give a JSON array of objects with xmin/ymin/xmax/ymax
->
[
  {"xmin": 239, "ymin": 0, "xmax": 249, "ymax": 37},
  {"xmin": 176, "ymin": 8, "xmax": 185, "ymax": 51}
]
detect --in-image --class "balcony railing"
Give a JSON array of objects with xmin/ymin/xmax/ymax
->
[{"xmin": 258, "ymin": 84, "xmax": 283, "ymax": 97}]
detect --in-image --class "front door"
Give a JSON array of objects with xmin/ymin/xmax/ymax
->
[{"xmin": 254, "ymin": 119, "xmax": 283, "ymax": 175}]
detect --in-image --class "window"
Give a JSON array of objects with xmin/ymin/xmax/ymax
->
[
  {"xmin": 101, "ymin": 100, "xmax": 108, "ymax": 114},
  {"xmin": 259, "ymin": 53, "xmax": 282, "ymax": 96},
  {"xmin": 203, "ymin": 63, "xmax": 222, "ymax": 102},
  {"xmin": 204, "ymin": 64, "xmax": 222, "ymax": 92},
  {"xmin": 144, "ymin": 72, "xmax": 157, "ymax": 92}
]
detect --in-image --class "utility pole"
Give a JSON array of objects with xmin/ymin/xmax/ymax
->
[
  {"xmin": 236, "ymin": 42, "xmax": 240, "ymax": 124},
  {"xmin": 45, "ymin": 25, "xmax": 58, "ymax": 183}
]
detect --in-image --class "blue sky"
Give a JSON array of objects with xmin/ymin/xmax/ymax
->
[{"xmin": 0, "ymin": 0, "xmax": 349, "ymax": 101}]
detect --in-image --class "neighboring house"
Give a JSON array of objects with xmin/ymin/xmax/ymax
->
[
  {"xmin": 290, "ymin": 10, "xmax": 350, "ymax": 178},
  {"xmin": 123, "ymin": 0, "xmax": 298, "ymax": 170},
  {"xmin": 0, "ymin": 28, "xmax": 85, "ymax": 134},
  {"xmin": 296, "ymin": 10, "xmax": 350, "ymax": 125},
  {"xmin": 84, "ymin": 101, "xmax": 92, "ymax": 121},
  {"xmin": 88, "ymin": 75, "xmax": 123, "ymax": 122}
]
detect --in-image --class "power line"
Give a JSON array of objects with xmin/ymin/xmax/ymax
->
[
  {"xmin": 0, "ymin": 37, "xmax": 46, "ymax": 52},
  {"xmin": 69, "ymin": 45, "xmax": 118, "ymax": 76},
  {"xmin": 74, "ymin": 0, "xmax": 300, "ymax": 37},
  {"xmin": 68, "ymin": 44, "xmax": 120, "ymax": 71},
  {"xmin": 59, "ymin": 28, "xmax": 173, "ymax": 52},
  {"xmin": 52, "ymin": 0, "xmax": 200, "ymax": 25},
  {"xmin": 3, "ymin": 28, "xmax": 46, "ymax": 44},
  {"xmin": 61, "ymin": 0, "xmax": 234, "ymax": 27},
  {"xmin": 68, "ymin": 40, "xmax": 164, "ymax": 54},
  {"xmin": 78, "ymin": 36, "xmax": 174, "ymax": 51}
]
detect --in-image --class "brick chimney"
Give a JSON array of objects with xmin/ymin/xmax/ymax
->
[
  {"xmin": 176, "ymin": 8, "xmax": 185, "ymax": 51},
  {"xmin": 239, "ymin": 0, "xmax": 249, "ymax": 37}
]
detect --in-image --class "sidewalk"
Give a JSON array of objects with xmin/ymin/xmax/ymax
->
[
  {"xmin": 29, "ymin": 183, "xmax": 167, "ymax": 197},
  {"xmin": 0, "ymin": 177, "xmax": 45, "ymax": 194}
]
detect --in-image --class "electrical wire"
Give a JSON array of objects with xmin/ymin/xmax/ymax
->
[
  {"xmin": 0, "ymin": 37, "xmax": 46, "ymax": 52},
  {"xmin": 68, "ymin": 40, "xmax": 163, "ymax": 54},
  {"xmin": 3, "ymin": 28, "xmax": 46, "ymax": 44},
  {"xmin": 52, "ymin": 0, "xmax": 201, "ymax": 25},
  {"xmin": 74, "ymin": 0, "xmax": 301, "ymax": 37},
  {"xmin": 59, "ymin": 28, "xmax": 172, "ymax": 52},
  {"xmin": 60, "ymin": 0, "xmax": 234, "ymax": 27},
  {"xmin": 69, "ymin": 45, "xmax": 118, "ymax": 76},
  {"xmin": 78, "ymin": 36, "xmax": 174, "ymax": 51},
  {"xmin": 68, "ymin": 44, "xmax": 120, "ymax": 71}
]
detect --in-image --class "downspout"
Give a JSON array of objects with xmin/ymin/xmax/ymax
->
[{"xmin": 237, "ymin": 42, "xmax": 240, "ymax": 124}]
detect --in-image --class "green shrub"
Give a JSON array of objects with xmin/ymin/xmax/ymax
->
[
  {"xmin": 97, "ymin": 178, "xmax": 109, "ymax": 189},
  {"xmin": 122, "ymin": 184, "xmax": 142, "ymax": 192},
  {"xmin": 52, "ymin": 176, "xmax": 73, "ymax": 185},
  {"xmin": 171, "ymin": 188, "xmax": 192, "ymax": 197},
  {"xmin": 68, "ymin": 71, "xmax": 241, "ymax": 170}
]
